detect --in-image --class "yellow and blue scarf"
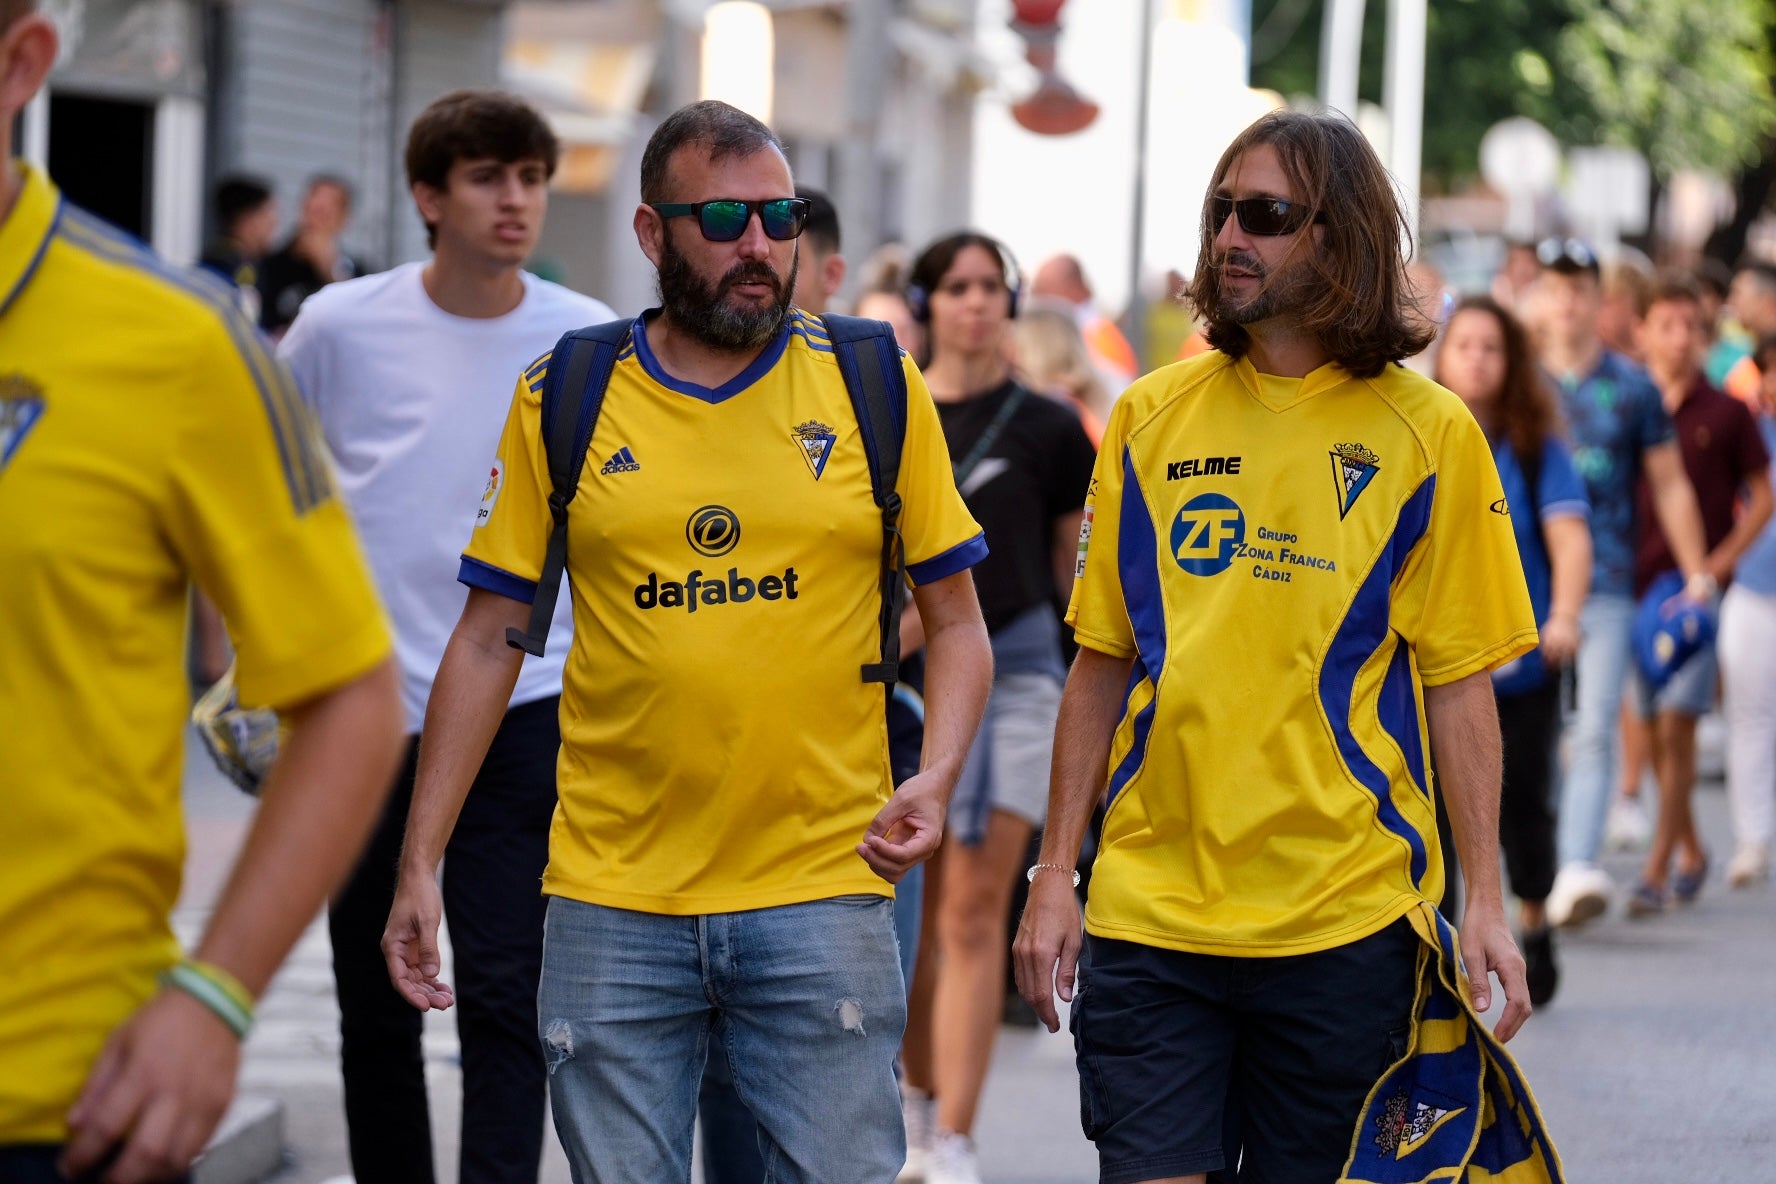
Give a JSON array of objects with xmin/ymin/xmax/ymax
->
[{"xmin": 1339, "ymin": 903, "xmax": 1564, "ymax": 1183}]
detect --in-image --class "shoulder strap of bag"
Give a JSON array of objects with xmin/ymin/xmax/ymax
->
[
  {"xmin": 504, "ymin": 319, "xmax": 632, "ymax": 657},
  {"xmin": 822, "ymin": 313, "xmax": 909, "ymax": 685}
]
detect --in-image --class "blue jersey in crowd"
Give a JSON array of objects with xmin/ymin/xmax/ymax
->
[
  {"xmin": 1558, "ymin": 351, "xmax": 1674, "ymax": 599},
  {"xmin": 1489, "ymin": 436, "xmax": 1591, "ymax": 697},
  {"xmin": 1737, "ymin": 412, "xmax": 1776, "ymax": 596}
]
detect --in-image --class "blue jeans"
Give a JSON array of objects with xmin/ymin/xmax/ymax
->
[
  {"xmin": 1558, "ymin": 594, "xmax": 1637, "ymax": 867},
  {"xmin": 538, "ymin": 894, "xmax": 907, "ymax": 1184}
]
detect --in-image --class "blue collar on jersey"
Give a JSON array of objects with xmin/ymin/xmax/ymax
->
[{"xmin": 629, "ymin": 307, "xmax": 792, "ymax": 404}]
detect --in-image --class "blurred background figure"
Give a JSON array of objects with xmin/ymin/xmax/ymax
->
[
  {"xmin": 898, "ymin": 231, "xmax": 1095, "ymax": 1184},
  {"xmin": 1724, "ymin": 262, "xmax": 1776, "ymax": 407},
  {"xmin": 1012, "ymin": 298, "xmax": 1108, "ymax": 443},
  {"xmin": 1436, "ymin": 295, "xmax": 1592, "ymax": 1005},
  {"xmin": 1598, "ymin": 255, "xmax": 1653, "ymax": 361},
  {"xmin": 1719, "ymin": 335, "xmax": 1776, "ymax": 888},
  {"xmin": 199, "ymin": 173, "xmax": 278, "ymax": 319},
  {"xmin": 855, "ymin": 242, "xmax": 926, "ymax": 363},
  {"xmin": 1403, "ymin": 254, "xmax": 1451, "ymax": 375},
  {"xmin": 1695, "ymin": 258, "xmax": 1746, "ymax": 390},
  {"xmin": 1492, "ymin": 238, "xmax": 1544, "ymax": 316},
  {"xmin": 259, "ymin": 174, "xmax": 368, "ymax": 337},
  {"xmin": 793, "ymin": 185, "xmax": 845, "ymax": 311},
  {"xmin": 1029, "ymin": 253, "xmax": 1138, "ymax": 393}
]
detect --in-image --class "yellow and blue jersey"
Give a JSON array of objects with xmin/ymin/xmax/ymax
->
[
  {"xmin": 1069, "ymin": 352, "xmax": 1536, "ymax": 956},
  {"xmin": 0, "ymin": 162, "xmax": 391, "ymax": 1143},
  {"xmin": 463, "ymin": 308, "xmax": 985, "ymax": 914}
]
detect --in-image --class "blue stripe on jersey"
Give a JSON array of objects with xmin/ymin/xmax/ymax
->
[
  {"xmin": 56, "ymin": 210, "xmax": 329, "ymax": 513},
  {"xmin": 458, "ymin": 555, "xmax": 539, "ymax": 604},
  {"xmin": 908, "ymin": 532, "xmax": 988, "ymax": 585},
  {"xmin": 789, "ymin": 322, "xmax": 836, "ymax": 354},
  {"xmin": 528, "ymin": 374, "xmax": 547, "ymax": 394},
  {"xmin": 1379, "ymin": 639, "xmax": 1430, "ymax": 799},
  {"xmin": 524, "ymin": 352, "xmax": 551, "ymax": 381},
  {"xmin": 0, "ymin": 197, "xmax": 63, "ymax": 318},
  {"xmin": 1318, "ymin": 475, "xmax": 1436, "ymax": 888},
  {"xmin": 1108, "ymin": 449, "xmax": 1168, "ymax": 802}
]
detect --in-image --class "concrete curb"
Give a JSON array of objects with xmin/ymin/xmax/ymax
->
[{"xmin": 193, "ymin": 1095, "xmax": 284, "ymax": 1184}]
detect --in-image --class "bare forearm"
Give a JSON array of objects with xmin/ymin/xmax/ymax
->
[
  {"xmin": 1651, "ymin": 467, "xmax": 1708, "ymax": 575},
  {"xmin": 1426, "ymin": 671, "xmax": 1505, "ymax": 907},
  {"xmin": 194, "ymin": 659, "xmax": 403, "ymax": 994},
  {"xmin": 1545, "ymin": 517, "xmax": 1591, "ymax": 623},
  {"xmin": 1038, "ymin": 646, "xmax": 1135, "ymax": 870},
  {"xmin": 400, "ymin": 621, "xmax": 526, "ymax": 873},
  {"xmin": 918, "ymin": 614, "xmax": 991, "ymax": 785}
]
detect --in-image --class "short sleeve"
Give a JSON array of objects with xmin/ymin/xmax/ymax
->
[
  {"xmin": 898, "ymin": 357, "xmax": 989, "ymax": 585},
  {"xmin": 165, "ymin": 312, "xmax": 391, "ymax": 710},
  {"xmin": 1394, "ymin": 413, "xmax": 1539, "ymax": 686},
  {"xmin": 1044, "ymin": 403, "xmax": 1100, "ymax": 521},
  {"xmin": 459, "ymin": 367, "xmax": 554, "ymax": 603},
  {"xmin": 1064, "ymin": 393, "xmax": 1139, "ymax": 659},
  {"xmin": 1537, "ymin": 439, "xmax": 1590, "ymax": 521},
  {"xmin": 278, "ymin": 302, "xmax": 329, "ymax": 417}
]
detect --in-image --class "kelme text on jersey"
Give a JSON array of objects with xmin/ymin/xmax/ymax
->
[{"xmin": 634, "ymin": 567, "xmax": 801, "ymax": 612}]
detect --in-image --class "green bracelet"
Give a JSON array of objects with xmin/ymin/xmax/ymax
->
[{"xmin": 160, "ymin": 959, "xmax": 255, "ymax": 1040}]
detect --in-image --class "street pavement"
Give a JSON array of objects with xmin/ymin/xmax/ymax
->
[{"xmin": 176, "ymin": 727, "xmax": 1775, "ymax": 1184}]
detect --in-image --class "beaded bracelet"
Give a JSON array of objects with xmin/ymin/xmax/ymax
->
[
  {"xmin": 159, "ymin": 958, "xmax": 255, "ymax": 1041},
  {"xmin": 1026, "ymin": 863, "xmax": 1081, "ymax": 887}
]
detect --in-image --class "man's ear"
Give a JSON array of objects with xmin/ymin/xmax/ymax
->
[
  {"xmin": 821, "ymin": 253, "xmax": 847, "ymax": 304},
  {"xmin": 634, "ymin": 204, "xmax": 666, "ymax": 270},
  {"xmin": 411, "ymin": 181, "xmax": 444, "ymax": 229},
  {"xmin": 0, "ymin": 16, "xmax": 59, "ymax": 132}
]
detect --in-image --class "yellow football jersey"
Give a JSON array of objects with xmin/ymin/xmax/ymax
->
[
  {"xmin": 0, "ymin": 163, "xmax": 391, "ymax": 1142},
  {"xmin": 1069, "ymin": 352, "xmax": 1536, "ymax": 956},
  {"xmin": 463, "ymin": 309, "xmax": 985, "ymax": 914}
]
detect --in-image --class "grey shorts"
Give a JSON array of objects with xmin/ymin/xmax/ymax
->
[
  {"xmin": 1633, "ymin": 638, "xmax": 1719, "ymax": 719},
  {"xmin": 951, "ymin": 671, "xmax": 1062, "ymax": 845}
]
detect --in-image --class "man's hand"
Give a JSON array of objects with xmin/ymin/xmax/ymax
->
[
  {"xmin": 1012, "ymin": 872, "xmax": 1084, "ymax": 1034},
  {"xmin": 60, "ymin": 989, "xmax": 242, "ymax": 1183},
  {"xmin": 1539, "ymin": 613, "xmax": 1580, "ymax": 667},
  {"xmin": 1459, "ymin": 902, "xmax": 1531, "ymax": 1041},
  {"xmin": 382, "ymin": 871, "xmax": 456, "ymax": 1012},
  {"xmin": 857, "ymin": 771, "xmax": 948, "ymax": 883}
]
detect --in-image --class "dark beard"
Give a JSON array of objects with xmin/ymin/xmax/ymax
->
[
  {"xmin": 1213, "ymin": 250, "xmax": 1313, "ymax": 325},
  {"xmin": 656, "ymin": 232, "xmax": 798, "ymax": 351}
]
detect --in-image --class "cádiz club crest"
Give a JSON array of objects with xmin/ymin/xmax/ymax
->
[
  {"xmin": 0, "ymin": 373, "xmax": 47, "ymax": 474},
  {"xmin": 792, "ymin": 419, "xmax": 837, "ymax": 480},
  {"xmin": 1331, "ymin": 442, "xmax": 1380, "ymax": 520}
]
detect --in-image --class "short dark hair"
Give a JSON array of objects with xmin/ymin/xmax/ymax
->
[
  {"xmin": 1694, "ymin": 257, "xmax": 1734, "ymax": 301},
  {"xmin": 909, "ymin": 231, "xmax": 1018, "ymax": 298},
  {"xmin": 1186, "ymin": 110, "xmax": 1433, "ymax": 378},
  {"xmin": 213, "ymin": 175, "xmax": 274, "ymax": 233},
  {"xmin": 640, "ymin": 100, "xmax": 783, "ymax": 204},
  {"xmin": 797, "ymin": 185, "xmax": 840, "ymax": 255},
  {"xmin": 404, "ymin": 91, "xmax": 558, "ymax": 247},
  {"xmin": 1640, "ymin": 270, "xmax": 1703, "ymax": 318}
]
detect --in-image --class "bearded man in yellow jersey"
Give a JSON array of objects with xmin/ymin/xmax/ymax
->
[
  {"xmin": 1015, "ymin": 111, "xmax": 1540, "ymax": 1184},
  {"xmin": 380, "ymin": 100, "xmax": 993, "ymax": 1183},
  {"xmin": 0, "ymin": 4, "xmax": 403, "ymax": 1182}
]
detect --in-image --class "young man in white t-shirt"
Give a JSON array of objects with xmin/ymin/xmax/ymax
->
[{"xmin": 278, "ymin": 90, "xmax": 616, "ymax": 1184}]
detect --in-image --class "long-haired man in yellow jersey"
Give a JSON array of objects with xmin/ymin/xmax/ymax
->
[
  {"xmin": 1015, "ymin": 111, "xmax": 1541, "ymax": 1183},
  {"xmin": 0, "ymin": 6, "xmax": 403, "ymax": 1181}
]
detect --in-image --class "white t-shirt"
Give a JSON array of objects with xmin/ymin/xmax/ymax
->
[{"xmin": 281, "ymin": 262, "xmax": 617, "ymax": 732}]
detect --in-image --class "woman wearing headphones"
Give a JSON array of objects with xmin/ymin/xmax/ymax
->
[{"xmin": 898, "ymin": 233, "xmax": 1098, "ymax": 1184}]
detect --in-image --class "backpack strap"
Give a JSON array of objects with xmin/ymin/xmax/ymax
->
[
  {"xmin": 504, "ymin": 319, "xmax": 632, "ymax": 657},
  {"xmin": 822, "ymin": 313, "xmax": 909, "ymax": 686}
]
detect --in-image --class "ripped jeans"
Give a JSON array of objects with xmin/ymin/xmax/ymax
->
[{"xmin": 537, "ymin": 894, "xmax": 907, "ymax": 1184}]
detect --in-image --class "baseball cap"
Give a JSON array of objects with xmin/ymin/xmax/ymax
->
[
  {"xmin": 1631, "ymin": 571, "xmax": 1716, "ymax": 691},
  {"xmin": 1536, "ymin": 237, "xmax": 1600, "ymax": 278}
]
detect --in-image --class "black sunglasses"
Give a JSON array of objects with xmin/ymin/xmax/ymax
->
[
  {"xmin": 1210, "ymin": 195, "xmax": 1324, "ymax": 237},
  {"xmin": 649, "ymin": 198, "xmax": 811, "ymax": 243}
]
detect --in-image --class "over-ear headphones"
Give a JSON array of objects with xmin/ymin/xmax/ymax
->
[{"xmin": 907, "ymin": 232, "xmax": 1022, "ymax": 323}]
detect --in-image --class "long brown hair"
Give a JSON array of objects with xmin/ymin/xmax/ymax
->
[
  {"xmin": 1442, "ymin": 295, "xmax": 1564, "ymax": 461},
  {"xmin": 1186, "ymin": 110, "xmax": 1434, "ymax": 378}
]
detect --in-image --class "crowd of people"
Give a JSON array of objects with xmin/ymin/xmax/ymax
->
[{"xmin": 7, "ymin": 0, "xmax": 1776, "ymax": 1179}]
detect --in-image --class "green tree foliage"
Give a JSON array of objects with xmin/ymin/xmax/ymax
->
[{"xmin": 1559, "ymin": 0, "xmax": 1775, "ymax": 179}]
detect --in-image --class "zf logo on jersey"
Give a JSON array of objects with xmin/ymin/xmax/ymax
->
[
  {"xmin": 1331, "ymin": 442, "xmax": 1381, "ymax": 520},
  {"xmin": 1171, "ymin": 493, "xmax": 1246, "ymax": 576},
  {"xmin": 474, "ymin": 459, "xmax": 503, "ymax": 528},
  {"xmin": 0, "ymin": 373, "xmax": 46, "ymax": 474},
  {"xmin": 792, "ymin": 419, "xmax": 837, "ymax": 480},
  {"xmin": 1074, "ymin": 506, "xmax": 1094, "ymax": 580}
]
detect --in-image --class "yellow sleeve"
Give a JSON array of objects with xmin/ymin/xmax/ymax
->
[
  {"xmin": 1064, "ymin": 392, "xmax": 1139, "ymax": 659},
  {"xmin": 898, "ymin": 357, "xmax": 988, "ymax": 584},
  {"xmin": 165, "ymin": 311, "xmax": 391, "ymax": 711},
  {"xmin": 1394, "ymin": 411, "xmax": 1539, "ymax": 685},
  {"xmin": 459, "ymin": 368, "xmax": 554, "ymax": 602}
]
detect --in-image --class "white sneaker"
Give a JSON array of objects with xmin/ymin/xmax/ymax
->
[
  {"xmin": 1547, "ymin": 863, "xmax": 1613, "ymax": 928},
  {"xmin": 925, "ymin": 1130, "xmax": 982, "ymax": 1184},
  {"xmin": 1727, "ymin": 843, "xmax": 1770, "ymax": 888},
  {"xmin": 897, "ymin": 1087, "xmax": 936, "ymax": 1182},
  {"xmin": 1605, "ymin": 793, "xmax": 1653, "ymax": 851}
]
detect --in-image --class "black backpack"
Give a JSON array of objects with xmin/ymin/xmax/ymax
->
[{"xmin": 503, "ymin": 314, "xmax": 912, "ymax": 689}]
